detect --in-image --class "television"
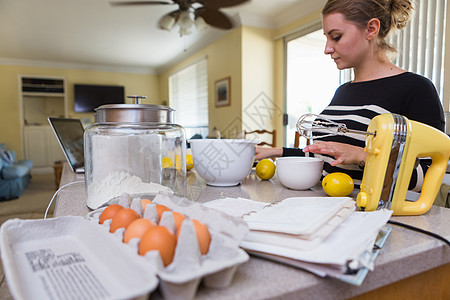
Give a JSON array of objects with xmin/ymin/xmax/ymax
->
[{"xmin": 74, "ymin": 84, "xmax": 125, "ymax": 112}]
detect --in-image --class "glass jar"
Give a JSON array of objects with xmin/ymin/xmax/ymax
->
[{"xmin": 84, "ymin": 96, "xmax": 186, "ymax": 210}]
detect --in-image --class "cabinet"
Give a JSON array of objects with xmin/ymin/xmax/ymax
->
[
  {"xmin": 20, "ymin": 75, "xmax": 68, "ymax": 170},
  {"xmin": 21, "ymin": 76, "xmax": 67, "ymax": 126},
  {"xmin": 24, "ymin": 126, "xmax": 66, "ymax": 168}
]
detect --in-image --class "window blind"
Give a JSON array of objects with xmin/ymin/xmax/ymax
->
[
  {"xmin": 169, "ymin": 58, "xmax": 209, "ymax": 137},
  {"xmin": 389, "ymin": 0, "xmax": 446, "ymax": 96}
]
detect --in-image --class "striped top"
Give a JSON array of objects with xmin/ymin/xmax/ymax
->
[{"xmin": 283, "ymin": 72, "xmax": 445, "ymax": 190}]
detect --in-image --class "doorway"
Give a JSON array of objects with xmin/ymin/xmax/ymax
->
[{"xmin": 285, "ymin": 29, "xmax": 340, "ymax": 148}]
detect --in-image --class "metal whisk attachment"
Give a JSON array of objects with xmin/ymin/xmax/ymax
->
[{"xmin": 296, "ymin": 114, "xmax": 375, "ymax": 140}]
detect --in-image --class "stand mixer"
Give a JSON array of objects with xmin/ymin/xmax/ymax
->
[{"xmin": 297, "ymin": 113, "xmax": 450, "ymax": 215}]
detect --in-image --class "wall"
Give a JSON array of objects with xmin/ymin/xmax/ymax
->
[
  {"xmin": 159, "ymin": 25, "xmax": 277, "ymax": 142},
  {"xmin": 241, "ymin": 26, "xmax": 276, "ymax": 144},
  {"xmin": 0, "ymin": 64, "xmax": 159, "ymax": 159},
  {"xmin": 159, "ymin": 29, "xmax": 243, "ymax": 137}
]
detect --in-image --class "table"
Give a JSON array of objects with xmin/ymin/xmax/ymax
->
[{"xmin": 8, "ymin": 164, "xmax": 450, "ymax": 299}]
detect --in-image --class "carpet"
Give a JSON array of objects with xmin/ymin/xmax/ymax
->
[
  {"xmin": 0, "ymin": 173, "xmax": 58, "ymax": 299},
  {"xmin": 0, "ymin": 173, "xmax": 57, "ymax": 227}
]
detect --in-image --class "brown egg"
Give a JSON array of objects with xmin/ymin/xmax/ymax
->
[
  {"xmin": 192, "ymin": 219, "xmax": 211, "ymax": 255},
  {"xmin": 109, "ymin": 208, "xmax": 140, "ymax": 233},
  {"xmin": 139, "ymin": 226, "xmax": 177, "ymax": 266},
  {"xmin": 172, "ymin": 212, "xmax": 186, "ymax": 233},
  {"xmin": 155, "ymin": 204, "xmax": 171, "ymax": 221},
  {"xmin": 99, "ymin": 204, "xmax": 124, "ymax": 224},
  {"xmin": 123, "ymin": 218, "xmax": 155, "ymax": 243},
  {"xmin": 141, "ymin": 199, "xmax": 153, "ymax": 211}
]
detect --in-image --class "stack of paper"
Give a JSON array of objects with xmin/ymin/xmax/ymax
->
[{"xmin": 203, "ymin": 197, "xmax": 392, "ymax": 284}]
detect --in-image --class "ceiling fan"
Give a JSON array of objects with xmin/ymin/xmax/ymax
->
[{"xmin": 110, "ymin": 0, "xmax": 250, "ymax": 36}]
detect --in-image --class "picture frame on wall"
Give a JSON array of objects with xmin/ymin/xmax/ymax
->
[{"xmin": 215, "ymin": 77, "xmax": 231, "ymax": 107}]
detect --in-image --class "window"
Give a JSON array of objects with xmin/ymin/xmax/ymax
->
[{"xmin": 169, "ymin": 57, "xmax": 209, "ymax": 139}]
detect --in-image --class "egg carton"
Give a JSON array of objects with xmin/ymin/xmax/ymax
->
[
  {"xmin": 0, "ymin": 216, "xmax": 159, "ymax": 300},
  {"xmin": 87, "ymin": 192, "xmax": 250, "ymax": 300}
]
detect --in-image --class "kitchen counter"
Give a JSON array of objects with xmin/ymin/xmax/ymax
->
[{"xmin": 6, "ymin": 164, "xmax": 450, "ymax": 299}]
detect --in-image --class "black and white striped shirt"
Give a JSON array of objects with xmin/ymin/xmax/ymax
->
[{"xmin": 283, "ymin": 72, "xmax": 446, "ymax": 190}]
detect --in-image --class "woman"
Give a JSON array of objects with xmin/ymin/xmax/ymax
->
[{"xmin": 256, "ymin": 0, "xmax": 445, "ymax": 190}]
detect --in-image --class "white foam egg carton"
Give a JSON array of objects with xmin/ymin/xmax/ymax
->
[
  {"xmin": 88, "ymin": 192, "xmax": 250, "ymax": 300},
  {"xmin": 0, "ymin": 193, "xmax": 249, "ymax": 300},
  {"xmin": 0, "ymin": 216, "xmax": 158, "ymax": 300}
]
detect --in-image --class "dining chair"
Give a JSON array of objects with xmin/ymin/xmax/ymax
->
[
  {"xmin": 244, "ymin": 129, "xmax": 276, "ymax": 147},
  {"xmin": 294, "ymin": 131, "xmax": 311, "ymax": 148}
]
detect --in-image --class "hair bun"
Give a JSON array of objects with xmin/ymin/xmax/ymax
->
[{"xmin": 390, "ymin": 0, "xmax": 414, "ymax": 30}]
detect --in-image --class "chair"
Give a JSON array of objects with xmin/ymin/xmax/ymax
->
[
  {"xmin": 294, "ymin": 131, "xmax": 311, "ymax": 148},
  {"xmin": 244, "ymin": 129, "xmax": 276, "ymax": 147}
]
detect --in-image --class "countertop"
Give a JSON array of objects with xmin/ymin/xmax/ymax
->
[{"xmin": 51, "ymin": 164, "xmax": 450, "ymax": 299}]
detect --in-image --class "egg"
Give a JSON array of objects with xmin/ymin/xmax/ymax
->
[
  {"xmin": 109, "ymin": 208, "xmax": 140, "ymax": 233},
  {"xmin": 123, "ymin": 218, "xmax": 155, "ymax": 243},
  {"xmin": 141, "ymin": 198, "xmax": 153, "ymax": 211},
  {"xmin": 99, "ymin": 204, "xmax": 124, "ymax": 224},
  {"xmin": 192, "ymin": 219, "xmax": 211, "ymax": 255},
  {"xmin": 155, "ymin": 204, "xmax": 171, "ymax": 221},
  {"xmin": 139, "ymin": 225, "xmax": 177, "ymax": 266},
  {"xmin": 172, "ymin": 211, "xmax": 186, "ymax": 233}
]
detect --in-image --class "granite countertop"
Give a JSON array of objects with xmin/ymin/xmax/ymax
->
[{"xmin": 51, "ymin": 163, "xmax": 450, "ymax": 299}]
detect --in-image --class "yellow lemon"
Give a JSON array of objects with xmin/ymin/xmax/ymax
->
[
  {"xmin": 256, "ymin": 159, "xmax": 276, "ymax": 180},
  {"xmin": 162, "ymin": 157, "xmax": 173, "ymax": 168},
  {"xmin": 175, "ymin": 155, "xmax": 182, "ymax": 170},
  {"xmin": 322, "ymin": 172, "xmax": 354, "ymax": 197},
  {"xmin": 186, "ymin": 154, "xmax": 194, "ymax": 171}
]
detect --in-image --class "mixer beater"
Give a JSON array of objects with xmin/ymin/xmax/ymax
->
[{"xmin": 296, "ymin": 113, "xmax": 375, "ymax": 140}]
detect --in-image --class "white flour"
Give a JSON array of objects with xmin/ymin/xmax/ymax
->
[{"xmin": 87, "ymin": 171, "xmax": 173, "ymax": 209}]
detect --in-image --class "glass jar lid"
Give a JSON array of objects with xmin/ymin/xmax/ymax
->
[{"xmin": 95, "ymin": 95, "xmax": 174, "ymax": 123}]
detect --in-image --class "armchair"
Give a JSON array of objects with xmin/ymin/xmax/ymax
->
[{"xmin": 0, "ymin": 144, "xmax": 33, "ymax": 200}]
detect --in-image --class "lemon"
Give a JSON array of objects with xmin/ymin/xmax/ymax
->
[
  {"xmin": 175, "ymin": 155, "xmax": 181, "ymax": 170},
  {"xmin": 322, "ymin": 172, "xmax": 354, "ymax": 197},
  {"xmin": 164, "ymin": 155, "xmax": 194, "ymax": 170},
  {"xmin": 162, "ymin": 157, "xmax": 173, "ymax": 168},
  {"xmin": 186, "ymin": 154, "xmax": 194, "ymax": 171},
  {"xmin": 256, "ymin": 159, "xmax": 276, "ymax": 180}
]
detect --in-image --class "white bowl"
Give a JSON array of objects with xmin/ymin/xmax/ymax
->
[
  {"xmin": 189, "ymin": 139, "xmax": 259, "ymax": 186},
  {"xmin": 276, "ymin": 156, "xmax": 324, "ymax": 190}
]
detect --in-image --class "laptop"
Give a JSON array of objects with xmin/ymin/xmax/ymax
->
[{"xmin": 48, "ymin": 117, "xmax": 85, "ymax": 173}]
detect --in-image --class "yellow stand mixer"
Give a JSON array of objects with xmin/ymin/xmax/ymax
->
[{"xmin": 297, "ymin": 113, "xmax": 450, "ymax": 215}]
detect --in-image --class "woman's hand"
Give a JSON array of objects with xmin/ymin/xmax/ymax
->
[
  {"xmin": 255, "ymin": 146, "xmax": 283, "ymax": 161},
  {"xmin": 303, "ymin": 142, "xmax": 366, "ymax": 167}
]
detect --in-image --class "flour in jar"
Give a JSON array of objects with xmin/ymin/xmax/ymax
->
[{"xmin": 87, "ymin": 171, "xmax": 173, "ymax": 209}]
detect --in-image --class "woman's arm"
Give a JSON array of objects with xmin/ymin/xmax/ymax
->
[
  {"xmin": 303, "ymin": 141, "xmax": 367, "ymax": 167},
  {"xmin": 254, "ymin": 146, "xmax": 283, "ymax": 161}
]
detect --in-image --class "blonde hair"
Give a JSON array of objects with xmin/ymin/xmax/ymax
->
[{"xmin": 322, "ymin": 0, "xmax": 414, "ymax": 53}]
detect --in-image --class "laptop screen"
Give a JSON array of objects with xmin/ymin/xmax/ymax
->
[{"xmin": 48, "ymin": 118, "xmax": 85, "ymax": 172}]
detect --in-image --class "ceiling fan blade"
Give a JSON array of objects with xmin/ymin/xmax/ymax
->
[
  {"xmin": 195, "ymin": 7, "xmax": 233, "ymax": 30},
  {"xmin": 110, "ymin": 1, "xmax": 173, "ymax": 6},
  {"xmin": 198, "ymin": 0, "xmax": 250, "ymax": 9}
]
